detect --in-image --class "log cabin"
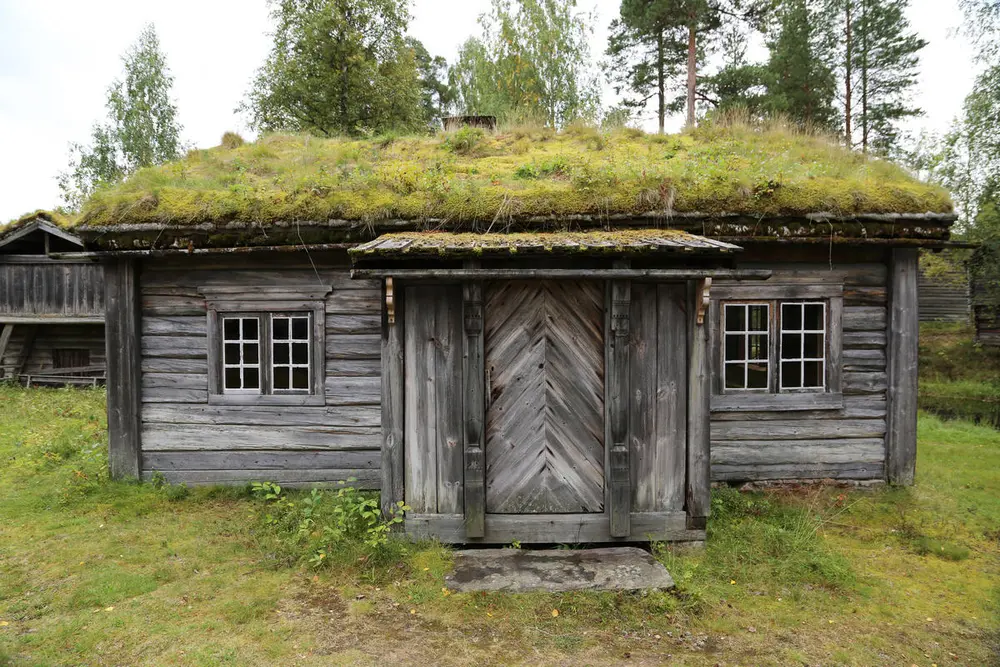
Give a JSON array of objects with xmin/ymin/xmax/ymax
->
[
  {"xmin": 918, "ymin": 261, "xmax": 970, "ymax": 324},
  {"xmin": 0, "ymin": 211, "xmax": 105, "ymax": 385},
  {"xmin": 69, "ymin": 123, "xmax": 957, "ymax": 544}
]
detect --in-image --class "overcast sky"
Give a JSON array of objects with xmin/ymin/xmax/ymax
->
[{"xmin": 0, "ymin": 0, "xmax": 979, "ymax": 223}]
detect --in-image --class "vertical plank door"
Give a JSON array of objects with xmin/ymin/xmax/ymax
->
[{"xmin": 484, "ymin": 281, "xmax": 606, "ymax": 514}]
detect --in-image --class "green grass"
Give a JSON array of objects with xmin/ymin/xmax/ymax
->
[
  {"xmin": 1, "ymin": 386, "xmax": 997, "ymax": 665},
  {"xmin": 919, "ymin": 322, "xmax": 1000, "ymax": 426},
  {"xmin": 75, "ymin": 119, "xmax": 952, "ymax": 231}
]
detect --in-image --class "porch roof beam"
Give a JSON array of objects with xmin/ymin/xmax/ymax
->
[{"xmin": 350, "ymin": 268, "xmax": 773, "ymax": 281}]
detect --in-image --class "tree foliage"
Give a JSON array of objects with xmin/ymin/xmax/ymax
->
[
  {"xmin": 450, "ymin": 0, "xmax": 600, "ymax": 127},
  {"xmin": 820, "ymin": 0, "xmax": 926, "ymax": 154},
  {"xmin": 243, "ymin": 0, "xmax": 426, "ymax": 136},
  {"xmin": 763, "ymin": 0, "xmax": 838, "ymax": 129},
  {"xmin": 59, "ymin": 25, "xmax": 182, "ymax": 208}
]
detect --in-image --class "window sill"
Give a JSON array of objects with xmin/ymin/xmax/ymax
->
[
  {"xmin": 711, "ymin": 392, "xmax": 844, "ymax": 413},
  {"xmin": 208, "ymin": 393, "xmax": 326, "ymax": 407}
]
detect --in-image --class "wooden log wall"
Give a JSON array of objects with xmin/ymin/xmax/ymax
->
[
  {"xmin": 137, "ymin": 254, "xmax": 383, "ymax": 487},
  {"xmin": 0, "ymin": 323, "xmax": 105, "ymax": 378},
  {"xmin": 709, "ymin": 260, "xmax": 890, "ymax": 482},
  {"xmin": 0, "ymin": 262, "xmax": 104, "ymax": 318}
]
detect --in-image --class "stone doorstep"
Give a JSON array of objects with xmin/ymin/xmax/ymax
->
[{"xmin": 444, "ymin": 546, "xmax": 675, "ymax": 593}]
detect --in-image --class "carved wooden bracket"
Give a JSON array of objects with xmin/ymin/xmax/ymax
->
[
  {"xmin": 696, "ymin": 277, "xmax": 712, "ymax": 326},
  {"xmin": 385, "ymin": 277, "xmax": 395, "ymax": 325}
]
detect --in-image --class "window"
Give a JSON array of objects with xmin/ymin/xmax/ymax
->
[
  {"xmin": 711, "ymin": 286, "xmax": 844, "ymax": 412},
  {"xmin": 201, "ymin": 286, "xmax": 330, "ymax": 406},
  {"xmin": 780, "ymin": 302, "xmax": 826, "ymax": 391},
  {"xmin": 723, "ymin": 303, "xmax": 770, "ymax": 390}
]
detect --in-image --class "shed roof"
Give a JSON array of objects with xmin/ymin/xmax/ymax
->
[
  {"xmin": 72, "ymin": 122, "xmax": 954, "ymax": 250},
  {"xmin": 351, "ymin": 229, "xmax": 741, "ymax": 258}
]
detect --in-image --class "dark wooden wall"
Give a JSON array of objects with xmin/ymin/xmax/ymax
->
[
  {"xmin": 972, "ymin": 279, "xmax": 1000, "ymax": 346},
  {"xmin": 137, "ymin": 254, "xmax": 382, "ymax": 486},
  {"xmin": 0, "ymin": 324, "xmax": 105, "ymax": 378},
  {"xmin": 918, "ymin": 265, "xmax": 970, "ymax": 323},
  {"xmin": 708, "ymin": 256, "xmax": 889, "ymax": 483},
  {"xmin": 0, "ymin": 261, "xmax": 104, "ymax": 319}
]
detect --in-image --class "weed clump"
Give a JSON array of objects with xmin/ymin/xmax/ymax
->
[
  {"xmin": 248, "ymin": 480, "xmax": 411, "ymax": 576},
  {"xmin": 220, "ymin": 132, "xmax": 245, "ymax": 149}
]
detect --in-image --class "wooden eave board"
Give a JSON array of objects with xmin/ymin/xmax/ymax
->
[{"xmin": 351, "ymin": 230, "xmax": 742, "ymax": 258}]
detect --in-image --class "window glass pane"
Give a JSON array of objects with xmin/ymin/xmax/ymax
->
[
  {"xmin": 804, "ymin": 304, "xmax": 824, "ymax": 330},
  {"xmin": 224, "ymin": 343, "xmax": 240, "ymax": 365},
  {"xmin": 242, "ymin": 318, "xmax": 258, "ymax": 340},
  {"xmin": 747, "ymin": 363, "xmax": 768, "ymax": 389},
  {"xmin": 803, "ymin": 361, "xmax": 823, "ymax": 387},
  {"xmin": 782, "ymin": 333, "xmax": 802, "ymax": 359},
  {"xmin": 725, "ymin": 305, "xmax": 745, "ymax": 332},
  {"xmin": 224, "ymin": 318, "xmax": 240, "ymax": 340},
  {"xmin": 292, "ymin": 317, "xmax": 309, "ymax": 340},
  {"xmin": 804, "ymin": 333, "xmax": 824, "ymax": 359},
  {"xmin": 292, "ymin": 367, "xmax": 309, "ymax": 389},
  {"xmin": 725, "ymin": 334, "xmax": 745, "ymax": 361},
  {"xmin": 243, "ymin": 342, "xmax": 259, "ymax": 365},
  {"xmin": 273, "ymin": 317, "xmax": 289, "ymax": 340},
  {"xmin": 274, "ymin": 343, "xmax": 290, "ymax": 365},
  {"xmin": 244, "ymin": 368, "xmax": 260, "ymax": 389},
  {"xmin": 274, "ymin": 367, "xmax": 289, "ymax": 390},
  {"xmin": 782, "ymin": 303, "xmax": 802, "ymax": 330},
  {"xmin": 224, "ymin": 368, "xmax": 241, "ymax": 389},
  {"xmin": 782, "ymin": 361, "xmax": 802, "ymax": 389},
  {"xmin": 748, "ymin": 305, "xmax": 768, "ymax": 331},
  {"xmin": 292, "ymin": 343, "xmax": 309, "ymax": 365},
  {"xmin": 725, "ymin": 363, "xmax": 745, "ymax": 389},
  {"xmin": 748, "ymin": 334, "xmax": 768, "ymax": 361}
]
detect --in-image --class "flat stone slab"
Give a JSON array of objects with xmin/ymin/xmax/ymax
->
[{"xmin": 444, "ymin": 547, "xmax": 674, "ymax": 593}]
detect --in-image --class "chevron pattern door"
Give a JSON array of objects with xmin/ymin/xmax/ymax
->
[{"xmin": 484, "ymin": 281, "xmax": 606, "ymax": 514}]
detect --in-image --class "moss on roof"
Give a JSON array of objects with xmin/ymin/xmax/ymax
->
[
  {"xmin": 76, "ymin": 122, "xmax": 953, "ymax": 230},
  {"xmin": 0, "ymin": 209, "xmax": 78, "ymax": 238}
]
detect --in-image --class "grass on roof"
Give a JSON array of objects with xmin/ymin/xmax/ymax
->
[
  {"xmin": 0, "ymin": 210, "xmax": 77, "ymax": 236},
  {"xmin": 76, "ymin": 120, "xmax": 953, "ymax": 229}
]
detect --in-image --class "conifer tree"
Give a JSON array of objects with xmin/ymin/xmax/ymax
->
[
  {"xmin": 821, "ymin": 0, "xmax": 926, "ymax": 153},
  {"xmin": 764, "ymin": 0, "xmax": 837, "ymax": 129}
]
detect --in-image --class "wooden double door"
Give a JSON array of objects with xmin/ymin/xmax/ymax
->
[
  {"xmin": 401, "ymin": 279, "xmax": 694, "ymax": 542},
  {"xmin": 483, "ymin": 281, "xmax": 606, "ymax": 514}
]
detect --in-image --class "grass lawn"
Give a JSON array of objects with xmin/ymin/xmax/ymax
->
[{"xmin": 0, "ymin": 385, "xmax": 998, "ymax": 666}]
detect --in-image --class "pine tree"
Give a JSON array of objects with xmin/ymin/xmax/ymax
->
[
  {"xmin": 822, "ymin": 0, "xmax": 926, "ymax": 153},
  {"xmin": 243, "ymin": 0, "xmax": 424, "ymax": 137},
  {"xmin": 604, "ymin": 2, "xmax": 688, "ymax": 133},
  {"xmin": 58, "ymin": 25, "xmax": 183, "ymax": 208},
  {"xmin": 764, "ymin": 0, "xmax": 837, "ymax": 129}
]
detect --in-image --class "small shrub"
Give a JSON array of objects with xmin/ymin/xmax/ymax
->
[
  {"xmin": 163, "ymin": 483, "xmax": 190, "ymax": 502},
  {"xmin": 220, "ymin": 131, "xmax": 245, "ymax": 149},
  {"xmin": 912, "ymin": 535, "xmax": 970, "ymax": 561},
  {"xmin": 442, "ymin": 126, "xmax": 486, "ymax": 155}
]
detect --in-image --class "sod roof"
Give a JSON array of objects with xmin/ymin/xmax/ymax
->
[{"xmin": 75, "ymin": 122, "xmax": 953, "ymax": 236}]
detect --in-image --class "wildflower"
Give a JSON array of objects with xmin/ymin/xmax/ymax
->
[{"xmin": 551, "ymin": 609, "xmax": 559, "ymax": 617}]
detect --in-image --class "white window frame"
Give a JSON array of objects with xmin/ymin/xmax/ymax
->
[
  {"xmin": 779, "ymin": 301, "xmax": 827, "ymax": 392},
  {"xmin": 710, "ymin": 284, "xmax": 844, "ymax": 413},
  {"xmin": 200, "ymin": 286, "xmax": 331, "ymax": 407},
  {"xmin": 722, "ymin": 302, "xmax": 772, "ymax": 392}
]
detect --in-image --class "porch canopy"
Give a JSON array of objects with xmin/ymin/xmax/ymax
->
[{"xmin": 349, "ymin": 229, "xmax": 771, "ymax": 281}]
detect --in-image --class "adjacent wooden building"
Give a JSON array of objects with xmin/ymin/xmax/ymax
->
[
  {"xmin": 918, "ymin": 262, "xmax": 970, "ymax": 323},
  {"xmin": 0, "ymin": 213, "xmax": 105, "ymax": 385},
  {"xmin": 72, "ymin": 127, "xmax": 956, "ymax": 544}
]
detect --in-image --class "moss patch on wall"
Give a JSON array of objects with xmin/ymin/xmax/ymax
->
[{"xmin": 75, "ymin": 122, "xmax": 953, "ymax": 231}]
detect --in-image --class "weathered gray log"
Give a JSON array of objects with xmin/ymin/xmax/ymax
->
[
  {"xmin": 0, "ymin": 324, "xmax": 13, "ymax": 368},
  {"xmin": 141, "ymin": 424, "xmax": 380, "ymax": 451},
  {"xmin": 143, "ymin": 449, "xmax": 380, "ymax": 471},
  {"xmin": 105, "ymin": 257, "xmax": 142, "ymax": 479},
  {"xmin": 686, "ymin": 280, "xmax": 711, "ymax": 529},
  {"xmin": 404, "ymin": 511, "xmax": 701, "ymax": 544},
  {"xmin": 141, "ymin": 404, "xmax": 380, "ymax": 427},
  {"xmin": 608, "ymin": 271, "xmax": 631, "ymax": 537},
  {"xmin": 463, "ymin": 275, "xmax": 485, "ymax": 537},
  {"xmin": 887, "ymin": 248, "xmax": 919, "ymax": 485},
  {"xmin": 145, "ymin": 468, "xmax": 381, "ymax": 488},
  {"xmin": 711, "ymin": 462, "xmax": 884, "ymax": 482},
  {"xmin": 712, "ymin": 418, "xmax": 886, "ymax": 440},
  {"xmin": 13, "ymin": 324, "xmax": 38, "ymax": 375}
]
